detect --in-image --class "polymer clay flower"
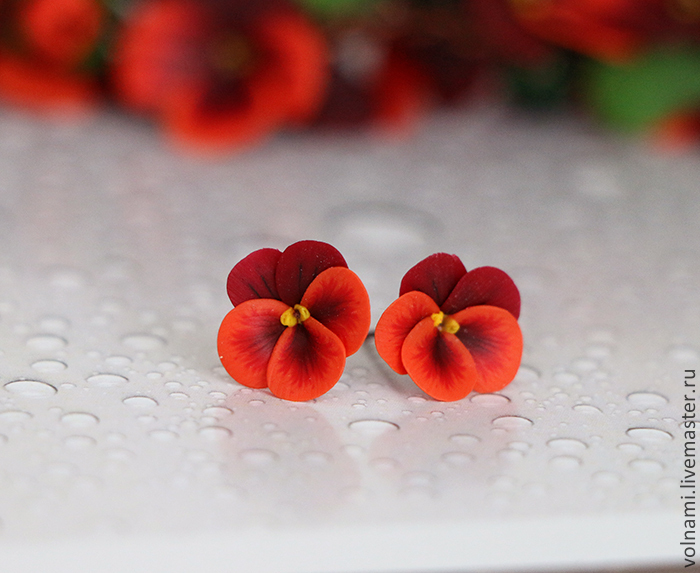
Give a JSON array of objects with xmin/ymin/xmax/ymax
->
[
  {"xmin": 218, "ymin": 241, "xmax": 371, "ymax": 401},
  {"xmin": 375, "ymin": 253, "xmax": 523, "ymax": 401}
]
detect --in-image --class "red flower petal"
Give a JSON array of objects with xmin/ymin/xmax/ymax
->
[
  {"xmin": 442, "ymin": 266, "xmax": 521, "ymax": 318},
  {"xmin": 275, "ymin": 240, "xmax": 347, "ymax": 306},
  {"xmin": 267, "ymin": 317, "xmax": 346, "ymax": 401},
  {"xmin": 399, "ymin": 252, "xmax": 467, "ymax": 306},
  {"xmin": 374, "ymin": 291, "xmax": 440, "ymax": 375},
  {"xmin": 226, "ymin": 247, "xmax": 282, "ymax": 306},
  {"xmin": 301, "ymin": 267, "xmax": 371, "ymax": 356},
  {"xmin": 217, "ymin": 298, "xmax": 288, "ymax": 388},
  {"xmin": 257, "ymin": 11, "xmax": 329, "ymax": 124},
  {"xmin": 452, "ymin": 305, "xmax": 523, "ymax": 393},
  {"xmin": 401, "ymin": 317, "xmax": 479, "ymax": 401}
]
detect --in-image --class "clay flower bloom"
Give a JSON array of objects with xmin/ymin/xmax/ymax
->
[
  {"xmin": 218, "ymin": 241, "xmax": 371, "ymax": 401},
  {"xmin": 375, "ymin": 253, "xmax": 523, "ymax": 401}
]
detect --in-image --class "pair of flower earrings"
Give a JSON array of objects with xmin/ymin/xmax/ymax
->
[{"xmin": 217, "ymin": 240, "xmax": 523, "ymax": 402}]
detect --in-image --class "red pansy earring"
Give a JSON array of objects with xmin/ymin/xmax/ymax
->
[
  {"xmin": 218, "ymin": 240, "xmax": 371, "ymax": 401},
  {"xmin": 374, "ymin": 253, "xmax": 523, "ymax": 401}
]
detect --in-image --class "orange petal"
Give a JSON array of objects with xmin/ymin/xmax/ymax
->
[
  {"xmin": 217, "ymin": 298, "xmax": 288, "ymax": 388},
  {"xmin": 401, "ymin": 317, "xmax": 479, "ymax": 401},
  {"xmin": 267, "ymin": 317, "xmax": 346, "ymax": 401},
  {"xmin": 301, "ymin": 267, "xmax": 370, "ymax": 356},
  {"xmin": 374, "ymin": 291, "xmax": 439, "ymax": 375},
  {"xmin": 452, "ymin": 305, "xmax": 523, "ymax": 393}
]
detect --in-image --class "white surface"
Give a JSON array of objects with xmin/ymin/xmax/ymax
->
[{"xmin": 0, "ymin": 106, "xmax": 694, "ymax": 572}]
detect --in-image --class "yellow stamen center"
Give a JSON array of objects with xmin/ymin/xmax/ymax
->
[
  {"xmin": 280, "ymin": 304, "xmax": 311, "ymax": 327},
  {"xmin": 431, "ymin": 311, "xmax": 460, "ymax": 334}
]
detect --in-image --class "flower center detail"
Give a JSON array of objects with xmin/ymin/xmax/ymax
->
[
  {"xmin": 431, "ymin": 311, "xmax": 460, "ymax": 334},
  {"xmin": 280, "ymin": 304, "xmax": 311, "ymax": 327}
]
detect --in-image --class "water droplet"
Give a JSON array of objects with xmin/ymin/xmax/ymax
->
[
  {"xmin": 149, "ymin": 429, "xmax": 178, "ymax": 441},
  {"xmin": 201, "ymin": 406, "xmax": 233, "ymax": 419},
  {"xmin": 61, "ymin": 412, "xmax": 99, "ymax": 428},
  {"xmin": 31, "ymin": 359, "xmax": 67, "ymax": 372},
  {"xmin": 26, "ymin": 334, "xmax": 66, "ymax": 351},
  {"xmin": 626, "ymin": 427, "xmax": 673, "ymax": 442},
  {"xmin": 0, "ymin": 410, "xmax": 32, "ymax": 423},
  {"xmin": 369, "ymin": 457, "xmax": 399, "ymax": 472},
  {"xmin": 592, "ymin": 471, "xmax": 621, "ymax": 487},
  {"xmin": 248, "ymin": 399, "xmax": 264, "ymax": 406},
  {"xmin": 349, "ymin": 419, "xmax": 400, "ymax": 435},
  {"xmin": 64, "ymin": 435, "xmax": 96, "ymax": 450},
  {"xmin": 547, "ymin": 438, "xmax": 587, "ymax": 452},
  {"xmin": 449, "ymin": 433, "xmax": 480, "ymax": 445},
  {"xmin": 441, "ymin": 451, "xmax": 473, "ymax": 466},
  {"xmin": 629, "ymin": 458, "xmax": 664, "ymax": 473},
  {"xmin": 550, "ymin": 455, "xmax": 582, "ymax": 470},
  {"xmin": 169, "ymin": 392, "xmax": 189, "ymax": 400},
  {"xmin": 499, "ymin": 448, "xmax": 525, "ymax": 462},
  {"xmin": 300, "ymin": 451, "xmax": 332, "ymax": 466},
  {"xmin": 626, "ymin": 392, "xmax": 668, "ymax": 408},
  {"xmin": 123, "ymin": 396, "xmax": 158, "ymax": 408},
  {"xmin": 105, "ymin": 355, "xmax": 131, "ymax": 367},
  {"xmin": 617, "ymin": 442, "xmax": 643, "ymax": 453},
  {"xmin": 573, "ymin": 404, "xmax": 603, "ymax": 415},
  {"xmin": 514, "ymin": 365, "xmax": 540, "ymax": 382},
  {"xmin": 668, "ymin": 345, "xmax": 700, "ymax": 362},
  {"xmin": 471, "ymin": 393, "xmax": 510, "ymax": 406},
  {"xmin": 4, "ymin": 379, "xmax": 57, "ymax": 397},
  {"xmin": 571, "ymin": 358, "xmax": 598, "ymax": 372},
  {"xmin": 403, "ymin": 471, "xmax": 435, "ymax": 487},
  {"xmin": 553, "ymin": 372, "xmax": 580, "ymax": 385},
  {"xmin": 239, "ymin": 448, "xmax": 278, "ymax": 466},
  {"xmin": 87, "ymin": 373, "xmax": 128, "ymax": 387},
  {"xmin": 492, "ymin": 415, "xmax": 533, "ymax": 429},
  {"xmin": 121, "ymin": 333, "xmax": 166, "ymax": 350},
  {"xmin": 199, "ymin": 426, "xmax": 232, "ymax": 440}
]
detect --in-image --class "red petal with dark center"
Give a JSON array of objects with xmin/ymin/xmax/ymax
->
[
  {"xmin": 217, "ymin": 298, "xmax": 288, "ymax": 388},
  {"xmin": 401, "ymin": 317, "xmax": 479, "ymax": 401},
  {"xmin": 399, "ymin": 252, "xmax": 467, "ymax": 306},
  {"xmin": 301, "ymin": 267, "xmax": 370, "ymax": 356},
  {"xmin": 452, "ymin": 305, "xmax": 523, "ymax": 393},
  {"xmin": 442, "ymin": 266, "xmax": 521, "ymax": 318},
  {"xmin": 267, "ymin": 317, "xmax": 346, "ymax": 401},
  {"xmin": 227, "ymin": 247, "xmax": 282, "ymax": 306},
  {"xmin": 275, "ymin": 240, "xmax": 347, "ymax": 306},
  {"xmin": 374, "ymin": 291, "xmax": 439, "ymax": 375}
]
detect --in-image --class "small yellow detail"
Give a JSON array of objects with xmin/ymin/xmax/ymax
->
[
  {"xmin": 280, "ymin": 304, "xmax": 311, "ymax": 327},
  {"xmin": 431, "ymin": 311, "xmax": 445, "ymax": 328},
  {"xmin": 431, "ymin": 311, "xmax": 460, "ymax": 334}
]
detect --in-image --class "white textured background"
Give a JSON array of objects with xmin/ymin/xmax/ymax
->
[{"xmin": 0, "ymin": 105, "xmax": 694, "ymax": 572}]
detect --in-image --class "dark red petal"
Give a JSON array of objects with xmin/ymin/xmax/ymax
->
[
  {"xmin": 275, "ymin": 240, "xmax": 347, "ymax": 306},
  {"xmin": 399, "ymin": 253, "xmax": 467, "ymax": 306},
  {"xmin": 217, "ymin": 298, "xmax": 289, "ymax": 388},
  {"xmin": 267, "ymin": 317, "xmax": 346, "ymax": 401},
  {"xmin": 301, "ymin": 267, "xmax": 370, "ymax": 356},
  {"xmin": 374, "ymin": 291, "xmax": 439, "ymax": 375},
  {"xmin": 227, "ymin": 248, "xmax": 282, "ymax": 306},
  {"xmin": 442, "ymin": 266, "xmax": 521, "ymax": 318},
  {"xmin": 401, "ymin": 317, "xmax": 479, "ymax": 401},
  {"xmin": 452, "ymin": 305, "xmax": 523, "ymax": 393}
]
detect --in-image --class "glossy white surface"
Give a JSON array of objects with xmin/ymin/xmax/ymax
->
[{"xmin": 0, "ymin": 106, "xmax": 693, "ymax": 571}]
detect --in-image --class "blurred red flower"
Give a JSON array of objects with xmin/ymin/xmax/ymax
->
[
  {"xmin": 111, "ymin": 0, "xmax": 329, "ymax": 152},
  {"xmin": 0, "ymin": 0, "xmax": 105, "ymax": 113}
]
